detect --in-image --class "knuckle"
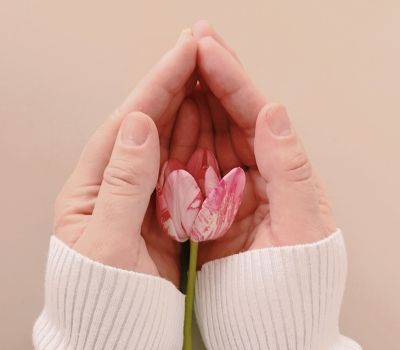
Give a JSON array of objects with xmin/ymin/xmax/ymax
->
[
  {"xmin": 102, "ymin": 160, "xmax": 142, "ymax": 195},
  {"xmin": 284, "ymin": 151, "xmax": 313, "ymax": 182}
]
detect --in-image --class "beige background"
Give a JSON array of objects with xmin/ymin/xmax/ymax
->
[{"xmin": 1, "ymin": 1, "xmax": 399, "ymax": 349}]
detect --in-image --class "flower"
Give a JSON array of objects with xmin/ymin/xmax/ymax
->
[{"xmin": 156, "ymin": 148, "xmax": 246, "ymax": 242}]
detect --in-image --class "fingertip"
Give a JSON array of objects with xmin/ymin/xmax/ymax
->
[
  {"xmin": 197, "ymin": 36, "xmax": 243, "ymax": 97},
  {"xmin": 120, "ymin": 112, "xmax": 151, "ymax": 147},
  {"xmin": 197, "ymin": 39, "xmax": 211, "ymax": 74},
  {"xmin": 192, "ymin": 19, "xmax": 214, "ymax": 40},
  {"xmin": 177, "ymin": 32, "xmax": 197, "ymax": 72},
  {"xmin": 255, "ymin": 104, "xmax": 268, "ymax": 135},
  {"xmin": 256, "ymin": 103, "xmax": 313, "ymax": 184},
  {"xmin": 176, "ymin": 27, "xmax": 193, "ymax": 43},
  {"xmin": 256, "ymin": 103, "xmax": 292, "ymax": 138},
  {"xmin": 198, "ymin": 35, "xmax": 219, "ymax": 52},
  {"xmin": 176, "ymin": 27, "xmax": 196, "ymax": 53},
  {"xmin": 120, "ymin": 112, "xmax": 160, "ymax": 164},
  {"xmin": 125, "ymin": 111, "xmax": 158, "ymax": 134},
  {"xmin": 258, "ymin": 103, "xmax": 286, "ymax": 119},
  {"xmin": 119, "ymin": 31, "xmax": 197, "ymax": 119},
  {"xmin": 193, "ymin": 20, "xmax": 240, "ymax": 63},
  {"xmin": 197, "ymin": 36, "xmax": 219, "ymax": 78},
  {"xmin": 255, "ymin": 103, "xmax": 292, "ymax": 145}
]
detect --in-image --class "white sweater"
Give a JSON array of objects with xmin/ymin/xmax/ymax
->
[{"xmin": 33, "ymin": 229, "xmax": 361, "ymax": 349}]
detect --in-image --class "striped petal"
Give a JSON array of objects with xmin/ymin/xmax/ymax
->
[
  {"xmin": 158, "ymin": 159, "xmax": 185, "ymax": 188},
  {"xmin": 191, "ymin": 167, "xmax": 246, "ymax": 242},
  {"xmin": 186, "ymin": 148, "xmax": 220, "ymax": 194},
  {"xmin": 204, "ymin": 166, "xmax": 220, "ymax": 197},
  {"xmin": 157, "ymin": 169, "xmax": 203, "ymax": 242}
]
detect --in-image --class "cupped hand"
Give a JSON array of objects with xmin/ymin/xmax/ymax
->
[
  {"xmin": 54, "ymin": 30, "xmax": 197, "ymax": 287},
  {"xmin": 54, "ymin": 22, "xmax": 338, "ymax": 284},
  {"xmin": 173, "ymin": 21, "xmax": 337, "ymax": 267}
]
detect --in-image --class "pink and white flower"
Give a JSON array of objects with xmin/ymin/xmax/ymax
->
[{"xmin": 156, "ymin": 148, "xmax": 246, "ymax": 242}]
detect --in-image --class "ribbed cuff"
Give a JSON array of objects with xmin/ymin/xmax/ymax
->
[
  {"xmin": 33, "ymin": 236, "xmax": 184, "ymax": 350},
  {"xmin": 195, "ymin": 229, "xmax": 362, "ymax": 350}
]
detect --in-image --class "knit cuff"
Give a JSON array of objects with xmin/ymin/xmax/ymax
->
[
  {"xmin": 33, "ymin": 236, "xmax": 184, "ymax": 350},
  {"xmin": 195, "ymin": 229, "xmax": 361, "ymax": 350}
]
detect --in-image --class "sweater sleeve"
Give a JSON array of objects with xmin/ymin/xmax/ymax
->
[
  {"xmin": 195, "ymin": 229, "xmax": 362, "ymax": 350},
  {"xmin": 33, "ymin": 236, "xmax": 184, "ymax": 350}
]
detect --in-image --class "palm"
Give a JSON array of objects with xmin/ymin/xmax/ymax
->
[{"xmin": 54, "ymin": 184, "xmax": 181, "ymax": 286}]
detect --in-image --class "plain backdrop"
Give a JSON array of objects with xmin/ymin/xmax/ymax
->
[{"xmin": 1, "ymin": 1, "xmax": 399, "ymax": 349}]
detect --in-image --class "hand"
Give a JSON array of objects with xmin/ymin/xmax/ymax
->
[
  {"xmin": 178, "ymin": 21, "xmax": 337, "ymax": 267},
  {"xmin": 53, "ymin": 30, "xmax": 197, "ymax": 287}
]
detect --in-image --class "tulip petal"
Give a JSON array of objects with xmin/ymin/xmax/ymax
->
[
  {"xmin": 158, "ymin": 159, "xmax": 185, "ymax": 188},
  {"xmin": 191, "ymin": 167, "xmax": 246, "ymax": 241},
  {"xmin": 204, "ymin": 166, "xmax": 220, "ymax": 197},
  {"xmin": 157, "ymin": 169, "xmax": 203, "ymax": 242},
  {"xmin": 156, "ymin": 190, "xmax": 181, "ymax": 240},
  {"xmin": 186, "ymin": 148, "xmax": 220, "ymax": 193}
]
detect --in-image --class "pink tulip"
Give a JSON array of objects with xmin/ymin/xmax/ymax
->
[{"xmin": 156, "ymin": 148, "xmax": 246, "ymax": 242}]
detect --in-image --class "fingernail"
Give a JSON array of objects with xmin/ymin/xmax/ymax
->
[
  {"xmin": 265, "ymin": 106, "xmax": 292, "ymax": 137},
  {"xmin": 121, "ymin": 113, "xmax": 150, "ymax": 146},
  {"xmin": 176, "ymin": 28, "xmax": 192, "ymax": 45}
]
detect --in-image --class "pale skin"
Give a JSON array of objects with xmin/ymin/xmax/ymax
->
[{"xmin": 54, "ymin": 21, "xmax": 336, "ymax": 289}]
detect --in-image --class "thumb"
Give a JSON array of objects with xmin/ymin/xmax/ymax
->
[
  {"xmin": 254, "ymin": 104, "xmax": 327, "ymax": 245},
  {"xmin": 75, "ymin": 112, "xmax": 160, "ymax": 269}
]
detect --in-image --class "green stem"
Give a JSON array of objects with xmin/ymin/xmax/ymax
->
[{"xmin": 183, "ymin": 240, "xmax": 199, "ymax": 350}]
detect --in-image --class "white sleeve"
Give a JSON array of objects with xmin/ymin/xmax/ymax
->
[
  {"xmin": 195, "ymin": 229, "xmax": 362, "ymax": 350},
  {"xmin": 33, "ymin": 236, "xmax": 184, "ymax": 350}
]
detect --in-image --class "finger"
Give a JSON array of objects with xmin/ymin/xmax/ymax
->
[
  {"xmin": 197, "ymin": 36, "xmax": 266, "ymax": 135},
  {"xmin": 196, "ymin": 78, "xmax": 251, "ymax": 169},
  {"xmin": 192, "ymin": 85, "xmax": 215, "ymax": 153},
  {"xmin": 119, "ymin": 29, "xmax": 196, "ymax": 120},
  {"xmin": 254, "ymin": 104, "xmax": 330, "ymax": 245},
  {"xmin": 75, "ymin": 112, "xmax": 160, "ymax": 269},
  {"xmin": 158, "ymin": 72, "xmax": 198, "ymax": 162},
  {"xmin": 192, "ymin": 20, "xmax": 241, "ymax": 63},
  {"xmin": 70, "ymin": 30, "xmax": 197, "ymax": 186},
  {"xmin": 169, "ymin": 98, "xmax": 200, "ymax": 164},
  {"xmin": 201, "ymin": 75, "xmax": 255, "ymax": 167},
  {"xmin": 203, "ymin": 89, "xmax": 242, "ymax": 174}
]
